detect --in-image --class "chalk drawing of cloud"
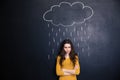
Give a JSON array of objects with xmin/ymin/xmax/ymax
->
[{"xmin": 43, "ymin": 2, "xmax": 94, "ymax": 27}]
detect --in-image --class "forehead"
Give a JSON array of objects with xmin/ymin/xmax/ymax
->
[{"xmin": 64, "ymin": 43, "xmax": 71, "ymax": 47}]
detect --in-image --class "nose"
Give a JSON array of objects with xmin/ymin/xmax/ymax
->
[{"xmin": 66, "ymin": 48, "xmax": 69, "ymax": 51}]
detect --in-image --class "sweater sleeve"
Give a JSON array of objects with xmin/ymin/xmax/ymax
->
[
  {"xmin": 74, "ymin": 56, "xmax": 80, "ymax": 75},
  {"xmin": 56, "ymin": 56, "xmax": 64, "ymax": 76}
]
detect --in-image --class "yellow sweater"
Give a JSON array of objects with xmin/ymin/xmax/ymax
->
[{"xmin": 56, "ymin": 56, "xmax": 80, "ymax": 80}]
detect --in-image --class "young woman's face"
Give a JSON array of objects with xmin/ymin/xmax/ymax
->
[{"xmin": 64, "ymin": 43, "xmax": 71, "ymax": 54}]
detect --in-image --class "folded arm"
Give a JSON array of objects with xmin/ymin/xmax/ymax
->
[{"xmin": 62, "ymin": 65, "xmax": 79, "ymax": 75}]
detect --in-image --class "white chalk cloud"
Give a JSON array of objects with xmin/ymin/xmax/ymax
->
[{"xmin": 43, "ymin": 2, "xmax": 94, "ymax": 27}]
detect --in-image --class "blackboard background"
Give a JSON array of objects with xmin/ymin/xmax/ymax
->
[{"xmin": 2, "ymin": 0, "xmax": 120, "ymax": 80}]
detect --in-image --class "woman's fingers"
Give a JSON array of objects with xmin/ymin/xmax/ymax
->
[{"xmin": 74, "ymin": 65, "xmax": 78, "ymax": 69}]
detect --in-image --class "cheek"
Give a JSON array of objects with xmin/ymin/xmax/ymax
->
[{"xmin": 69, "ymin": 48, "xmax": 71, "ymax": 51}]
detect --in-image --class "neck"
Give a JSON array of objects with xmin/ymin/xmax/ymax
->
[{"xmin": 65, "ymin": 53, "xmax": 69, "ymax": 58}]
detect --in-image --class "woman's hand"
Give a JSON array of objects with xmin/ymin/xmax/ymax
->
[
  {"xmin": 62, "ymin": 69, "xmax": 75, "ymax": 74},
  {"xmin": 74, "ymin": 65, "xmax": 79, "ymax": 70}
]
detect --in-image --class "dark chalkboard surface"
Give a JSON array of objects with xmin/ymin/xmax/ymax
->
[{"xmin": 2, "ymin": 0, "xmax": 120, "ymax": 80}]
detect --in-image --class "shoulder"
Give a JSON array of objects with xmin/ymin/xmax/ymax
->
[
  {"xmin": 74, "ymin": 53, "xmax": 79, "ymax": 60},
  {"xmin": 56, "ymin": 55, "xmax": 61, "ymax": 60},
  {"xmin": 75, "ymin": 55, "xmax": 79, "ymax": 59}
]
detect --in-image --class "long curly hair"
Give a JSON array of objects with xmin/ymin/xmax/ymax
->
[{"xmin": 57, "ymin": 39, "xmax": 78, "ymax": 67}]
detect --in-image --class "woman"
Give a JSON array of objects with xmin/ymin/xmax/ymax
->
[{"xmin": 56, "ymin": 39, "xmax": 80, "ymax": 80}]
